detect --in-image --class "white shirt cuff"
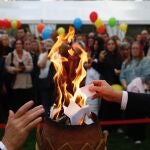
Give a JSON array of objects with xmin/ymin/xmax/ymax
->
[
  {"xmin": 121, "ymin": 91, "xmax": 128, "ymax": 110},
  {"xmin": 0, "ymin": 141, "xmax": 7, "ymax": 150}
]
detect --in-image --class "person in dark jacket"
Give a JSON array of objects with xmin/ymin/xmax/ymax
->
[
  {"xmin": 89, "ymin": 80, "xmax": 150, "ymax": 117},
  {"xmin": 92, "ymin": 38, "xmax": 123, "ymax": 132}
]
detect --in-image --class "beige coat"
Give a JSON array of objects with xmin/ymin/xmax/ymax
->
[{"xmin": 5, "ymin": 50, "xmax": 33, "ymax": 89}]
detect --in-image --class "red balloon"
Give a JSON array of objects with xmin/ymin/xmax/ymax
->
[
  {"xmin": 3, "ymin": 19, "xmax": 11, "ymax": 29},
  {"xmin": 37, "ymin": 23, "xmax": 45, "ymax": 33},
  {"xmin": 97, "ymin": 24, "xmax": 106, "ymax": 34},
  {"xmin": 0, "ymin": 20, "xmax": 3, "ymax": 28},
  {"xmin": 89, "ymin": 11, "xmax": 98, "ymax": 23}
]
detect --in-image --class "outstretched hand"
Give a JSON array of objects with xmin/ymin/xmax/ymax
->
[
  {"xmin": 89, "ymin": 80, "xmax": 122, "ymax": 103},
  {"xmin": 2, "ymin": 101, "xmax": 45, "ymax": 150}
]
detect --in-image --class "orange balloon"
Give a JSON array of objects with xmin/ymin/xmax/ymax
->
[
  {"xmin": 97, "ymin": 24, "xmax": 106, "ymax": 34},
  {"xmin": 37, "ymin": 23, "xmax": 45, "ymax": 33},
  {"xmin": 17, "ymin": 20, "xmax": 22, "ymax": 29}
]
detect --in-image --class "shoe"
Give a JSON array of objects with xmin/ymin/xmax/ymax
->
[
  {"xmin": 134, "ymin": 140, "xmax": 142, "ymax": 145},
  {"xmin": 103, "ymin": 130, "xmax": 109, "ymax": 136},
  {"xmin": 124, "ymin": 135, "xmax": 129, "ymax": 139},
  {"xmin": 117, "ymin": 128, "xmax": 124, "ymax": 134}
]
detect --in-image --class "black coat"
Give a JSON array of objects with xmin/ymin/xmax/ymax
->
[
  {"xmin": 92, "ymin": 51, "xmax": 122, "ymax": 85},
  {"xmin": 126, "ymin": 92, "xmax": 150, "ymax": 117},
  {"xmin": 0, "ymin": 56, "xmax": 5, "ymax": 91}
]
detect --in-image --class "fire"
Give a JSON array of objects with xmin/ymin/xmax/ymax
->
[{"xmin": 48, "ymin": 26, "xmax": 88, "ymax": 120}]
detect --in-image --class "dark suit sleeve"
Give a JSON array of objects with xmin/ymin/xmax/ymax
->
[{"xmin": 126, "ymin": 92, "xmax": 150, "ymax": 117}]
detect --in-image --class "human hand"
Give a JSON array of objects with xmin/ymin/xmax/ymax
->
[
  {"xmin": 17, "ymin": 66, "xmax": 26, "ymax": 73},
  {"xmin": 114, "ymin": 68, "xmax": 121, "ymax": 75},
  {"xmin": 13, "ymin": 67, "xmax": 22, "ymax": 73},
  {"xmin": 121, "ymin": 80, "xmax": 127, "ymax": 90},
  {"xmin": 84, "ymin": 58, "xmax": 93, "ymax": 69},
  {"xmin": 16, "ymin": 62, "xmax": 25, "ymax": 73},
  {"xmin": 2, "ymin": 101, "xmax": 45, "ymax": 150},
  {"xmin": 99, "ymin": 51, "xmax": 107, "ymax": 62},
  {"xmin": 89, "ymin": 80, "xmax": 122, "ymax": 104},
  {"xmin": 19, "ymin": 66, "xmax": 26, "ymax": 73}
]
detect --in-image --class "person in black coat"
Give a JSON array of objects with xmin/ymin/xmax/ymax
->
[
  {"xmin": 90, "ymin": 80, "xmax": 150, "ymax": 143},
  {"xmin": 0, "ymin": 45, "xmax": 5, "ymax": 123},
  {"xmin": 0, "ymin": 41, "xmax": 9, "ymax": 123},
  {"xmin": 92, "ymin": 38, "xmax": 123, "ymax": 132},
  {"xmin": 89, "ymin": 80, "xmax": 150, "ymax": 117}
]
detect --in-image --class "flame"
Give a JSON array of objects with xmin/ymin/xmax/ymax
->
[{"xmin": 48, "ymin": 26, "xmax": 88, "ymax": 119}]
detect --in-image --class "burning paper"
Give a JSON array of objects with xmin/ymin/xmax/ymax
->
[
  {"xmin": 63, "ymin": 99, "xmax": 81, "ymax": 118},
  {"xmin": 77, "ymin": 84, "xmax": 96, "ymax": 100},
  {"xmin": 64, "ymin": 99, "xmax": 90, "ymax": 125}
]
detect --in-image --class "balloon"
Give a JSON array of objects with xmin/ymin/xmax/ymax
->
[
  {"xmin": 11, "ymin": 20, "xmax": 18, "ymax": 29},
  {"xmin": 57, "ymin": 27, "xmax": 65, "ymax": 36},
  {"xmin": 97, "ymin": 24, "xmax": 106, "ymax": 34},
  {"xmin": 0, "ymin": 20, "xmax": 4, "ymax": 28},
  {"xmin": 3, "ymin": 19, "xmax": 11, "ymax": 29},
  {"xmin": 89, "ymin": 11, "xmax": 98, "ymax": 23},
  {"xmin": 108, "ymin": 17, "xmax": 117, "ymax": 27},
  {"xmin": 120, "ymin": 23, "xmax": 128, "ymax": 32},
  {"xmin": 17, "ymin": 20, "xmax": 22, "ymax": 29},
  {"xmin": 73, "ymin": 18, "xmax": 82, "ymax": 29},
  {"xmin": 37, "ymin": 23, "xmax": 45, "ymax": 33},
  {"xmin": 111, "ymin": 84, "xmax": 123, "ymax": 91},
  {"xmin": 94, "ymin": 18, "xmax": 103, "ymax": 28},
  {"xmin": 42, "ymin": 27, "xmax": 52, "ymax": 40}
]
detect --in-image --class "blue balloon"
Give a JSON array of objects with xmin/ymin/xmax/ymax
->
[
  {"xmin": 73, "ymin": 18, "xmax": 82, "ymax": 29},
  {"xmin": 42, "ymin": 27, "xmax": 52, "ymax": 40}
]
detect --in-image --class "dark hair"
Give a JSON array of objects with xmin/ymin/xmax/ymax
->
[
  {"xmin": 14, "ymin": 39, "xmax": 24, "ymax": 46},
  {"xmin": 91, "ymin": 36, "xmax": 105, "ymax": 59},
  {"xmin": 94, "ymin": 36, "xmax": 105, "ymax": 51},
  {"xmin": 18, "ymin": 28, "xmax": 26, "ymax": 33},
  {"xmin": 106, "ymin": 38, "xmax": 119, "ymax": 54}
]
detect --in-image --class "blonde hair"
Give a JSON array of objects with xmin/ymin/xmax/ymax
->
[{"xmin": 125, "ymin": 41, "xmax": 144, "ymax": 68}]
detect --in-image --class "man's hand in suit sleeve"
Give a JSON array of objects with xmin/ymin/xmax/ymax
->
[
  {"xmin": 2, "ymin": 101, "xmax": 45, "ymax": 150},
  {"xmin": 89, "ymin": 80, "xmax": 122, "ymax": 104}
]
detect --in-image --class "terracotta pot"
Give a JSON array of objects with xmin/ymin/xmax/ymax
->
[{"xmin": 36, "ymin": 120, "xmax": 107, "ymax": 150}]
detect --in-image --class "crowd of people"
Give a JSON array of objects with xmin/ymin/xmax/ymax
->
[{"xmin": 1, "ymin": 27, "xmax": 150, "ymax": 145}]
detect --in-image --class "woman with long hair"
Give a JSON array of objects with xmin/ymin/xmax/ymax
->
[
  {"xmin": 5, "ymin": 39, "xmax": 33, "ymax": 112},
  {"xmin": 92, "ymin": 38, "xmax": 123, "ymax": 132},
  {"xmin": 120, "ymin": 41, "xmax": 150, "ymax": 144}
]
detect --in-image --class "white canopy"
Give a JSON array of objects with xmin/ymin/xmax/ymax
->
[{"xmin": 0, "ymin": 1, "xmax": 150, "ymax": 24}]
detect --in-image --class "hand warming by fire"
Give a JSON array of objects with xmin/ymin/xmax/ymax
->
[{"xmin": 48, "ymin": 27, "xmax": 96, "ymax": 125}]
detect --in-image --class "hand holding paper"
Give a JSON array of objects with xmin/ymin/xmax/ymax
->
[{"xmin": 77, "ymin": 84, "xmax": 96, "ymax": 99}]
